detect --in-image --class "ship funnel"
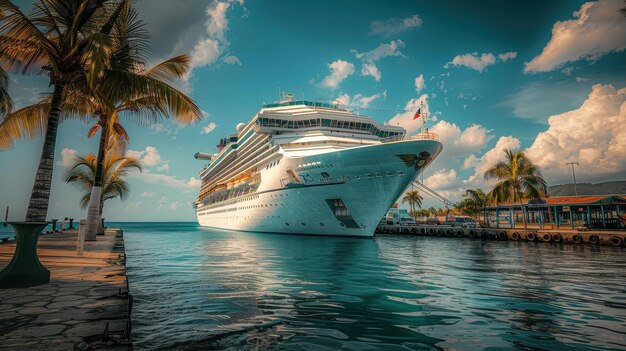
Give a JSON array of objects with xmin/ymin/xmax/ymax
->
[{"xmin": 194, "ymin": 152, "xmax": 213, "ymax": 160}]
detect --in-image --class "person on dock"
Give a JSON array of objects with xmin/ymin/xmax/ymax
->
[{"xmin": 60, "ymin": 217, "xmax": 68, "ymax": 233}]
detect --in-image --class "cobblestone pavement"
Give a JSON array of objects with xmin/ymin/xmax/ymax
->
[{"xmin": 0, "ymin": 229, "xmax": 131, "ymax": 350}]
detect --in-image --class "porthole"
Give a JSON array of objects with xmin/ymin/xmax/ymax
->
[
  {"xmin": 319, "ymin": 223, "xmax": 325, "ymax": 226},
  {"xmin": 301, "ymin": 222, "xmax": 306, "ymax": 226},
  {"xmin": 285, "ymin": 222, "xmax": 290, "ymax": 226}
]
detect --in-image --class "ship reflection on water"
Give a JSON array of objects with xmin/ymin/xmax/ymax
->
[{"xmin": 122, "ymin": 222, "xmax": 626, "ymax": 351}]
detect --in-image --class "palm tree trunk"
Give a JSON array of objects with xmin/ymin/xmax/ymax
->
[
  {"xmin": 84, "ymin": 114, "xmax": 108, "ymax": 241},
  {"xmin": 25, "ymin": 83, "xmax": 65, "ymax": 222},
  {"xmin": 517, "ymin": 191, "xmax": 527, "ymax": 229}
]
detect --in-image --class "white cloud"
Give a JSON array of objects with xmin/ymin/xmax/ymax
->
[
  {"xmin": 142, "ymin": 192, "xmax": 155, "ymax": 198},
  {"xmin": 156, "ymin": 163, "xmax": 170, "ymax": 172},
  {"xmin": 201, "ymin": 122, "xmax": 217, "ymax": 134},
  {"xmin": 498, "ymin": 51, "xmax": 517, "ymax": 62},
  {"xmin": 445, "ymin": 51, "xmax": 517, "ymax": 72},
  {"xmin": 223, "ymin": 55, "xmax": 242, "ymax": 65},
  {"xmin": 387, "ymin": 94, "xmax": 429, "ymax": 135},
  {"xmin": 133, "ymin": 173, "xmax": 201, "ymax": 192},
  {"xmin": 336, "ymin": 91, "xmax": 386, "ymax": 108},
  {"xmin": 320, "ymin": 60, "xmax": 355, "ymax": 90},
  {"xmin": 188, "ymin": 1, "xmax": 243, "ymax": 74},
  {"xmin": 141, "ymin": 146, "xmax": 162, "ymax": 167},
  {"xmin": 157, "ymin": 197, "xmax": 184, "ymax": 211},
  {"xmin": 58, "ymin": 148, "xmax": 78, "ymax": 167},
  {"xmin": 431, "ymin": 121, "xmax": 493, "ymax": 158},
  {"xmin": 335, "ymin": 93, "xmax": 350, "ymax": 106},
  {"xmin": 361, "ymin": 62, "xmax": 381, "ymax": 81},
  {"xmin": 370, "ymin": 14, "xmax": 422, "ymax": 37},
  {"xmin": 352, "ymin": 40, "xmax": 406, "ymax": 82},
  {"xmin": 125, "ymin": 146, "xmax": 166, "ymax": 168},
  {"xmin": 445, "ymin": 52, "xmax": 496, "ymax": 72},
  {"xmin": 354, "ymin": 40, "xmax": 405, "ymax": 62},
  {"xmin": 414, "ymin": 74, "xmax": 425, "ymax": 93},
  {"xmin": 575, "ymin": 76, "xmax": 590, "ymax": 82},
  {"xmin": 524, "ymin": 0, "xmax": 626, "ymax": 73},
  {"xmin": 525, "ymin": 84, "xmax": 626, "ymax": 183},
  {"xmin": 424, "ymin": 168, "xmax": 458, "ymax": 190}
]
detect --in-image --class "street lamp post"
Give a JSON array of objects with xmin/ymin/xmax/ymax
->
[{"xmin": 566, "ymin": 162, "xmax": 580, "ymax": 196}]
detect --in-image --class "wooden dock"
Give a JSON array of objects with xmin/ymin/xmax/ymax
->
[
  {"xmin": 0, "ymin": 229, "xmax": 131, "ymax": 350},
  {"xmin": 376, "ymin": 224, "xmax": 626, "ymax": 246}
]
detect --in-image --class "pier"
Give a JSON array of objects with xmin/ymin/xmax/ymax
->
[
  {"xmin": 0, "ymin": 229, "xmax": 131, "ymax": 350},
  {"xmin": 376, "ymin": 224, "xmax": 626, "ymax": 246}
]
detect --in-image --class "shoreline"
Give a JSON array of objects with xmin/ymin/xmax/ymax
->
[{"xmin": 0, "ymin": 229, "xmax": 132, "ymax": 350}]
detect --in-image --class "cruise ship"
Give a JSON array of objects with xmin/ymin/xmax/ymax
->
[{"xmin": 194, "ymin": 94, "xmax": 443, "ymax": 237}]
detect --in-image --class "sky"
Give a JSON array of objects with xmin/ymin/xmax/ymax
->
[{"xmin": 1, "ymin": 0, "xmax": 626, "ymax": 221}]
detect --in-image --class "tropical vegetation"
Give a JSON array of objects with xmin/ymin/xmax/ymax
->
[
  {"xmin": 0, "ymin": 66, "xmax": 11, "ymax": 115},
  {"xmin": 0, "ymin": 0, "xmax": 120, "ymax": 221},
  {"xmin": 402, "ymin": 190, "xmax": 423, "ymax": 219},
  {"xmin": 484, "ymin": 149, "xmax": 547, "ymax": 229},
  {"xmin": 64, "ymin": 153, "xmax": 141, "ymax": 217},
  {"xmin": 455, "ymin": 189, "xmax": 489, "ymax": 220},
  {"xmin": 0, "ymin": 1, "xmax": 201, "ymax": 242}
]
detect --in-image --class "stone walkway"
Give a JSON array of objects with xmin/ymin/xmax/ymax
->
[{"xmin": 0, "ymin": 229, "xmax": 131, "ymax": 350}]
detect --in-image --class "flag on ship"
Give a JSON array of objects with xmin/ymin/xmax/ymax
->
[{"xmin": 413, "ymin": 108, "xmax": 421, "ymax": 120}]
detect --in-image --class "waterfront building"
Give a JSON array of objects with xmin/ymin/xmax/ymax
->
[{"xmin": 482, "ymin": 195, "xmax": 626, "ymax": 230}]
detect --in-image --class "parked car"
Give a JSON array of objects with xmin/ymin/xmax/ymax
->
[
  {"xmin": 446, "ymin": 216, "xmax": 478, "ymax": 228},
  {"xmin": 399, "ymin": 217, "xmax": 416, "ymax": 226}
]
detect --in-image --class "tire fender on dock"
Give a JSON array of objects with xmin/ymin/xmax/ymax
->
[
  {"xmin": 588, "ymin": 234, "xmax": 599, "ymax": 245},
  {"xmin": 498, "ymin": 231, "xmax": 507, "ymax": 240},
  {"xmin": 552, "ymin": 233, "xmax": 562, "ymax": 243},
  {"xmin": 572, "ymin": 234, "xmax": 583, "ymax": 244},
  {"xmin": 511, "ymin": 232, "xmax": 520, "ymax": 241},
  {"xmin": 541, "ymin": 233, "xmax": 552, "ymax": 242},
  {"xmin": 526, "ymin": 232, "xmax": 537, "ymax": 242},
  {"xmin": 609, "ymin": 236, "xmax": 623, "ymax": 247}
]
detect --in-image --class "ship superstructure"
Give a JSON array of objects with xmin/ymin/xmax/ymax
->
[{"xmin": 194, "ymin": 94, "xmax": 442, "ymax": 236}]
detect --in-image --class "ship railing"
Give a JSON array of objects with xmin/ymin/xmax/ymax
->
[
  {"xmin": 410, "ymin": 132, "xmax": 439, "ymax": 141},
  {"xmin": 381, "ymin": 135, "xmax": 404, "ymax": 143}
]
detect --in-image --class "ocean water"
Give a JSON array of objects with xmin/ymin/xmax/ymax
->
[{"xmin": 120, "ymin": 222, "xmax": 625, "ymax": 350}]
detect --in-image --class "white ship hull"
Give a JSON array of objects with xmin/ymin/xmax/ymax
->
[{"xmin": 196, "ymin": 139, "xmax": 442, "ymax": 237}]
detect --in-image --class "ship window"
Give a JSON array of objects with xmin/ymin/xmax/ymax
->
[
  {"xmin": 301, "ymin": 222, "xmax": 306, "ymax": 226},
  {"xmin": 319, "ymin": 223, "xmax": 325, "ymax": 226},
  {"xmin": 285, "ymin": 222, "xmax": 290, "ymax": 226},
  {"xmin": 321, "ymin": 172, "xmax": 331, "ymax": 179}
]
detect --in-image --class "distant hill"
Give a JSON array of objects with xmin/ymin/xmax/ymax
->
[{"xmin": 548, "ymin": 181, "xmax": 626, "ymax": 196}]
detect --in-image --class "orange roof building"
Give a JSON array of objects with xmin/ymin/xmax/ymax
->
[{"xmin": 482, "ymin": 195, "xmax": 626, "ymax": 230}]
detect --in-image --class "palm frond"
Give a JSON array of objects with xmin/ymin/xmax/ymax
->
[
  {"xmin": 145, "ymin": 54, "xmax": 191, "ymax": 82},
  {"xmin": 0, "ymin": 66, "xmax": 12, "ymax": 114},
  {"xmin": 0, "ymin": 98, "xmax": 49, "ymax": 148}
]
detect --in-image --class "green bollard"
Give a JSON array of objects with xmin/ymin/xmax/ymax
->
[{"xmin": 0, "ymin": 222, "xmax": 50, "ymax": 288}]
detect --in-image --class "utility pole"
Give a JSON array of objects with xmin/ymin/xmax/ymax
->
[{"xmin": 566, "ymin": 162, "xmax": 579, "ymax": 196}]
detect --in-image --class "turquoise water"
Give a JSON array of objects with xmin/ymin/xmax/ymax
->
[{"xmin": 119, "ymin": 222, "xmax": 626, "ymax": 350}]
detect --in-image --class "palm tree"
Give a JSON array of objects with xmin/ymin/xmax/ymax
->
[
  {"xmin": 0, "ymin": 0, "xmax": 125, "ymax": 221},
  {"xmin": 64, "ymin": 153, "xmax": 142, "ymax": 218},
  {"xmin": 456, "ymin": 189, "xmax": 488, "ymax": 219},
  {"xmin": 0, "ymin": 66, "xmax": 11, "ymax": 115},
  {"xmin": 484, "ymin": 149, "xmax": 547, "ymax": 229},
  {"xmin": 1, "ymin": 3, "xmax": 202, "ymax": 239},
  {"xmin": 78, "ymin": 3, "xmax": 201, "ymax": 240},
  {"xmin": 402, "ymin": 190, "xmax": 423, "ymax": 219}
]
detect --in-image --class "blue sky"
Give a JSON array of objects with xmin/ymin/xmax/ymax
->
[{"xmin": 1, "ymin": 0, "xmax": 626, "ymax": 221}]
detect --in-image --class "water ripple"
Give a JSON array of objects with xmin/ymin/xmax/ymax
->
[{"xmin": 120, "ymin": 223, "xmax": 626, "ymax": 351}]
